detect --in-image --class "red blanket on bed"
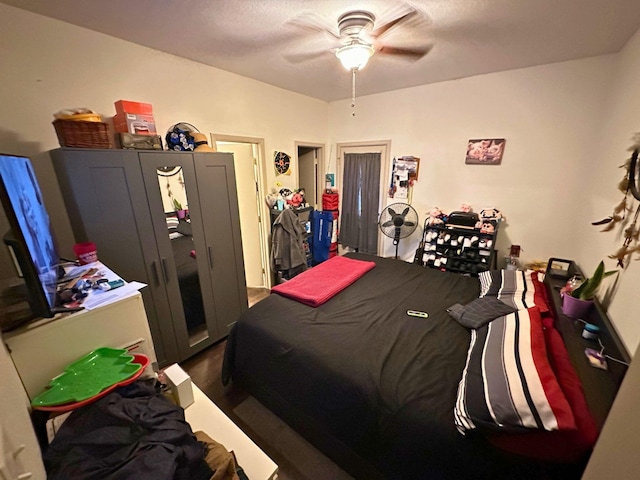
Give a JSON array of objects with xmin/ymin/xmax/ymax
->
[{"xmin": 271, "ymin": 255, "xmax": 376, "ymax": 307}]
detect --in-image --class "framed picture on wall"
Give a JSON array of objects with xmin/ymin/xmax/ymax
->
[{"xmin": 465, "ymin": 138, "xmax": 506, "ymax": 165}]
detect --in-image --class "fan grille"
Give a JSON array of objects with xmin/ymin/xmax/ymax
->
[{"xmin": 379, "ymin": 203, "xmax": 419, "ymax": 240}]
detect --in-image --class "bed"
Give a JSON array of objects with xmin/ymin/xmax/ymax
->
[{"xmin": 222, "ymin": 253, "xmax": 599, "ymax": 479}]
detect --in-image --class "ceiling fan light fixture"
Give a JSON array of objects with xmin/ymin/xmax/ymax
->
[{"xmin": 336, "ymin": 43, "xmax": 374, "ymax": 71}]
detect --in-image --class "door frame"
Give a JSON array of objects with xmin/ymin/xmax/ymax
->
[
  {"xmin": 295, "ymin": 141, "xmax": 325, "ymax": 210},
  {"xmin": 210, "ymin": 133, "xmax": 270, "ymax": 288},
  {"xmin": 336, "ymin": 140, "xmax": 392, "ymax": 256}
]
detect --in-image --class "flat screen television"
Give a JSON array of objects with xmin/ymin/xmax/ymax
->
[{"xmin": 0, "ymin": 154, "xmax": 60, "ymax": 319}]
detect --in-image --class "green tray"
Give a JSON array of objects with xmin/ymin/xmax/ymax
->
[{"xmin": 31, "ymin": 347, "xmax": 143, "ymax": 407}]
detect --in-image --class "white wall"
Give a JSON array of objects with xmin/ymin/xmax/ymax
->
[
  {"xmin": 0, "ymin": 3, "xmax": 327, "ymax": 268},
  {"xmin": 327, "ymin": 56, "xmax": 640, "ymax": 343},
  {"xmin": 328, "ymin": 56, "xmax": 614, "ymax": 264},
  {"xmin": 583, "ymin": 340, "xmax": 640, "ymax": 479},
  {"xmin": 580, "ymin": 27, "xmax": 640, "ymax": 355}
]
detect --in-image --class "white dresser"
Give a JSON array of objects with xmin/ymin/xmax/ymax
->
[{"xmin": 3, "ymin": 292, "xmax": 278, "ymax": 480}]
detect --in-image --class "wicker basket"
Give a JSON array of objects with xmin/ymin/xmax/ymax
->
[
  {"xmin": 54, "ymin": 113, "xmax": 103, "ymax": 122},
  {"xmin": 53, "ymin": 119, "xmax": 112, "ymax": 148}
]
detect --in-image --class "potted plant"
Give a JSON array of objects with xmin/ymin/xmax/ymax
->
[
  {"xmin": 562, "ymin": 261, "xmax": 617, "ymax": 318},
  {"xmin": 173, "ymin": 198, "xmax": 188, "ymax": 220}
]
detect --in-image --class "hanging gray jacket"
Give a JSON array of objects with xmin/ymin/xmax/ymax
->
[{"xmin": 271, "ymin": 208, "xmax": 307, "ymax": 276}]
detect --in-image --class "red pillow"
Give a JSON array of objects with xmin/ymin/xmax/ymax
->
[
  {"xmin": 488, "ymin": 324, "xmax": 598, "ymax": 463},
  {"xmin": 530, "ymin": 271, "xmax": 552, "ymax": 317}
]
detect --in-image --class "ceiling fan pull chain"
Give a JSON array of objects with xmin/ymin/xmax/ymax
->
[{"xmin": 351, "ymin": 68, "xmax": 357, "ymax": 116}]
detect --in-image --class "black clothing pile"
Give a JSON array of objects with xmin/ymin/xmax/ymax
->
[{"xmin": 44, "ymin": 380, "xmax": 213, "ymax": 480}]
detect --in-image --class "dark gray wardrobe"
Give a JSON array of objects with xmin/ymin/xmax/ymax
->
[{"xmin": 51, "ymin": 148, "xmax": 248, "ymax": 367}]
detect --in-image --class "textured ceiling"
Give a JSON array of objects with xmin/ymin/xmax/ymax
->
[{"xmin": 4, "ymin": 0, "xmax": 640, "ymax": 102}]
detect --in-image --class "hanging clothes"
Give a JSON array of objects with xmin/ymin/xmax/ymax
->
[{"xmin": 271, "ymin": 208, "xmax": 307, "ymax": 278}]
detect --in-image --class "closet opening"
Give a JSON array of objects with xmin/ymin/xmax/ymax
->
[{"xmin": 211, "ymin": 134, "xmax": 269, "ymax": 292}]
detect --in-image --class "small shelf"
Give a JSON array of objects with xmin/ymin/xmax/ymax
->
[
  {"xmin": 414, "ymin": 222, "xmax": 499, "ymax": 276},
  {"xmin": 270, "ymin": 205, "xmax": 313, "ymax": 220}
]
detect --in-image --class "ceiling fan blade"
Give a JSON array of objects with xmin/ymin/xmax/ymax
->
[
  {"xmin": 371, "ymin": 10, "xmax": 417, "ymax": 39},
  {"xmin": 284, "ymin": 49, "xmax": 333, "ymax": 64},
  {"xmin": 286, "ymin": 12, "xmax": 341, "ymax": 40},
  {"xmin": 382, "ymin": 220, "xmax": 395, "ymax": 228},
  {"xmin": 376, "ymin": 45, "xmax": 432, "ymax": 60}
]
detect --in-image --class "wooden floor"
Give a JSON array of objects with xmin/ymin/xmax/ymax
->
[
  {"xmin": 181, "ymin": 287, "xmax": 269, "ymax": 413},
  {"xmin": 246, "ymin": 287, "xmax": 272, "ymax": 308},
  {"xmin": 180, "ymin": 287, "xmax": 308, "ymax": 477}
]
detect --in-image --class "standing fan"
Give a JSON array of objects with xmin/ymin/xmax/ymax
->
[{"xmin": 379, "ymin": 203, "xmax": 419, "ymax": 259}]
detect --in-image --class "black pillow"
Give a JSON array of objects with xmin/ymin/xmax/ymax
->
[
  {"xmin": 447, "ymin": 296, "xmax": 518, "ymax": 329},
  {"xmin": 176, "ymin": 221, "xmax": 192, "ymax": 236}
]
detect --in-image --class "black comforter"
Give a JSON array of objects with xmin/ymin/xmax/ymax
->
[{"xmin": 223, "ymin": 254, "xmax": 550, "ymax": 479}]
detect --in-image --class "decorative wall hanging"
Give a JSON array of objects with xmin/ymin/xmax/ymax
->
[
  {"xmin": 592, "ymin": 133, "xmax": 640, "ymax": 267},
  {"xmin": 157, "ymin": 166, "xmax": 182, "ymax": 176},
  {"xmin": 388, "ymin": 156, "xmax": 420, "ymax": 199},
  {"xmin": 395, "ymin": 169, "xmax": 409, "ymax": 200},
  {"xmin": 274, "ymin": 151, "xmax": 291, "ymax": 175},
  {"xmin": 396, "ymin": 156, "xmax": 420, "ymax": 182},
  {"xmin": 465, "ymin": 138, "xmax": 506, "ymax": 165},
  {"xmin": 325, "ymin": 173, "xmax": 335, "ymax": 191},
  {"xmin": 158, "ymin": 166, "xmax": 183, "ymax": 200}
]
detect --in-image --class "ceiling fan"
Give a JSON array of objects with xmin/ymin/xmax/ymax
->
[
  {"xmin": 286, "ymin": 7, "xmax": 432, "ymax": 67},
  {"xmin": 284, "ymin": 7, "xmax": 432, "ymax": 114}
]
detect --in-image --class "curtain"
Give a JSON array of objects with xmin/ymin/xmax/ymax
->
[{"xmin": 339, "ymin": 152, "xmax": 381, "ymax": 254}]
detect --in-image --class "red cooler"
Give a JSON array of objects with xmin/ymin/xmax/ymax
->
[{"xmin": 322, "ymin": 193, "xmax": 339, "ymax": 258}]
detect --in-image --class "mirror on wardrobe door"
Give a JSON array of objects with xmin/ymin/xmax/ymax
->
[{"xmin": 156, "ymin": 166, "xmax": 210, "ymax": 346}]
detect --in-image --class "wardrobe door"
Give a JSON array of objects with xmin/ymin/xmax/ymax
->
[
  {"xmin": 50, "ymin": 148, "xmax": 180, "ymax": 366},
  {"xmin": 194, "ymin": 152, "xmax": 248, "ymax": 337},
  {"xmin": 139, "ymin": 152, "xmax": 219, "ymax": 360}
]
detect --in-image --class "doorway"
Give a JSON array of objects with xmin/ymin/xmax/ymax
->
[
  {"xmin": 336, "ymin": 141, "xmax": 392, "ymax": 256},
  {"xmin": 211, "ymin": 134, "xmax": 268, "ymax": 290},
  {"xmin": 296, "ymin": 142, "xmax": 325, "ymax": 210}
]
